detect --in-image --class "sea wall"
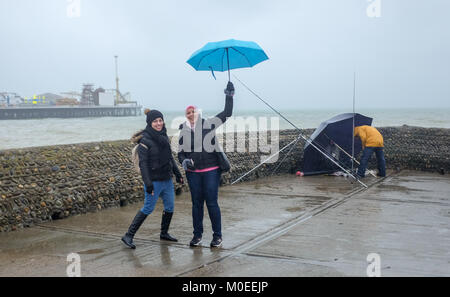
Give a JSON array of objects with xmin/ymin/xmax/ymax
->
[{"xmin": 1, "ymin": 126, "xmax": 449, "ymax": 232}]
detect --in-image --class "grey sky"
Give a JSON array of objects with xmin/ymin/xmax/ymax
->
[{"xmin": 1, "ymin": 0, "xmax": 449, "ymax": 111}]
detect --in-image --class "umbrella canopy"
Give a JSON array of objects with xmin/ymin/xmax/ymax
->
[
  {"xmin": 187, "ymin": 39, "xmax": 268, "ymax": 80},
  {"xmin": 302, "ymin": 113, "xmax": 373, "ymax": 176}
]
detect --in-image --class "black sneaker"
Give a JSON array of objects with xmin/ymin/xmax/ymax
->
[
  {"xmin": 210, "ymin": 237, "xmax": 223, "ymax": 248},
  {"xmin": 189, "ymin": 237, "xmax": 202, "ymax": 247}
]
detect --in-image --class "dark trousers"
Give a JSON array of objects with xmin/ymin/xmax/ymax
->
[
  {"xmin": 357, "ymin": 147, "xmax": 386, "ymax": 177},
  {"xmin": 186, "ymin": 169, "xmax": 222, "ymax": 239}
]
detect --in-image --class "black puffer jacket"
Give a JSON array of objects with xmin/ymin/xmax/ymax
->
[
  {"xmin": 135, "ymin": 127, "xmax": 182, "ymax": 188},
  {"xmin": 178, "ymin": 95, "xmax": 233, "ymax": 170}
]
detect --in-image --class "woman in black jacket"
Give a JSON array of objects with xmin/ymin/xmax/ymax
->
[
  {"xmin": 178, "ymin": 82, "xmax": 234, "ymax": 248},
  {"xmin": 122, "ymin": 109, "xmax": 183, "ymax": 249}
]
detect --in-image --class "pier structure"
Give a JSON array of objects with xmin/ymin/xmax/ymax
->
[{"xmin": 0, "ymin": 106, "xmax": 142, "ymax": 120}]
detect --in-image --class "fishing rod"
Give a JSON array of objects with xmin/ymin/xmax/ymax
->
[
  {"xmin": 323, "ymin": 133, "xmax": 377, "ymax": 178},
  {"xmin": 270, "ymin": 134, "xmax": 303, "ymax": 176},
  {"xmin": 351, "ymin": 72, "xmax": 356, "ymax": 175},
  {"xmin": 232, "ymin": 74, "xmax": 365, "ymax": 186},
  {"xmin": 232, "ymin": 74, "xmax": 367, "ymax": 188},
  {"xmin": 232, "ymin": 74, "xmax": 345, "ymax": 169},
  {"xmin": 272, "ymin": 131, "xmax": 356, "ymax": 178},
  {"xmin": 232, "ymin": 134, "xmax": 303, "ymax": 185},
  {"xmin": 271, "ymin": 128, "xmax": 371, "ymax": 177},
  {"xmin": 287, "ymin": 73, "xmax": 374, "ymax": 178}
]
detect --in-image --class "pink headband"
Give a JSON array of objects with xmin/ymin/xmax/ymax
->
[{"xmin": 185, "ymin": 105, "xmax": 196, "ymax": 112}]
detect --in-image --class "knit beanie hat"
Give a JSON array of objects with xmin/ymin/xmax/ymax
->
[{"xmin": 145, "ymin": 109, "xmax": 164, "ymax": 125}]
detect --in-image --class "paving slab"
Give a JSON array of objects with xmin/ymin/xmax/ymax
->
[
  {"xmin": 0, "ymin": 226, "xmax": 230, "ymax": 276},
  {"xmin": 2, "ymin": 171, "xmax": 448, "ymax": 277},
  {"xmin": 0, "ymin": 173, "xmax": 361, "ymax": 276},
  {"xmin": 26, "ymin": 174, "xmax": 361, "ymax": 250},
  {"xmin": 186, "ymin": 171, "xmax": 450, "ymax": 277}
]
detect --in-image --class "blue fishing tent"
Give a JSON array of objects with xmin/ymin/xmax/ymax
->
[{"xmin": 302, "ymin": 113, "xmax": 373, "ymax": 176}]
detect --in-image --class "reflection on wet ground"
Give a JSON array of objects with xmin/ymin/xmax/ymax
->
[{"xmin": 0, "ymin": 170, "xmax": 449, "ymax": 276}]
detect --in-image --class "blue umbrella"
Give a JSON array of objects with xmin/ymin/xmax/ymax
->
[{"xmin": 187, "ymin": 39, "xmax": 269, "ymax": 81}]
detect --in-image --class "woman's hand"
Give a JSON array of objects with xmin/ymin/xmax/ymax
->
[
  {"xmin": 145, "ymin": 183, "xmax": 154, "ymax": 196},
  {"xmin": 182, "ymin": 159, "xmax": 195, "ymax": 170},
  {"xmin": 224, "ymin": 81, "xmax": 235, "ymax": 96},
  {"xmin": 176, "ymin": 176, "xmax": 184, "ymax": 185}
]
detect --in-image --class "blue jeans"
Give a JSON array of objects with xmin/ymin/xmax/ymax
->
[
  {"xmin": 186, "ymin": 169, "xmax": 222, "ymax": 239},
  {"xmin": 141, "ymin": 179, "xmax": 175, "ymax": 215},
  {"xmin": 357, "ymin": 147, "xmax": 386, "ymax": 177}
]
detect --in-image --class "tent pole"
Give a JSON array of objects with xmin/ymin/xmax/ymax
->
[{"xmin": 232, "ymin": 74, "xmax": 367, "ymax": 188}]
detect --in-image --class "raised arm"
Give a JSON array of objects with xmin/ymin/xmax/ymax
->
[{"xmin": 206, "ymin": 81, "xmax": 234, "ymax": 128}]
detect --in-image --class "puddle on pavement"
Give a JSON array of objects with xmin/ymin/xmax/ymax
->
[
  {"xmin": 314, "ymin": 185, "xmax": 352, "ymax": 194},
  {"xmin": 439, "ymin": 209, "xmax": 450, "ymax": 218},
  {"xmin": 375, "ymin": 184, "xmax": 425, "ymax": 193},
  {"xmin": 285, "ymin": 207, "xmax": 304, "ymax": 213},
  {"xmin": 77, "ymin": 249, "xmax": 104, "ymax": 255}
]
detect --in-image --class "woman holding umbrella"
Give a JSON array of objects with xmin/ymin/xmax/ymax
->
[
  {"xmin": 178, "ymin": 82, "xmax": 234, "ymax": 248},
  {"xmin": 181, "ymin": 39, "xmax": 267, "ymax": 247}
]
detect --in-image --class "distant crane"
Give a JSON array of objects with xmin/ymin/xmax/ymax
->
[
  {"xmin": 114, "ymin": 55, "xmax": 121, "ymax": 105},
  {"xmin": 113, "ymin": 55, "xmax": 138, "ymax": 106}
]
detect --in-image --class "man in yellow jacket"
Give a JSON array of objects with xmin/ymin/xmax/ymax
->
[{"xmin": 354, "ymin": 125, "xmax": 386, "ymax": 178}]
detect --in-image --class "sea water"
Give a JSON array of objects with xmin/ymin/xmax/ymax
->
[{"xmin": 1, "ymin": 108, "xmax": 449, "ymax": 150}]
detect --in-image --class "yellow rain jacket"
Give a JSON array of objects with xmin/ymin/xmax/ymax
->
[{"xmin": 354, "ymin": 126, "xmax": 384, "ymax": 148}]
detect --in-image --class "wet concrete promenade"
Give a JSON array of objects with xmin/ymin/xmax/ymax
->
[{"xmin": 0, "ymin": 170, "xmax": 449, "ymax": 277}]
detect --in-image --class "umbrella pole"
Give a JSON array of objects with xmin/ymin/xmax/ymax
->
[{"xmin": 226, "ymin": 48, "xmax": 231, "ymax": 82}]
